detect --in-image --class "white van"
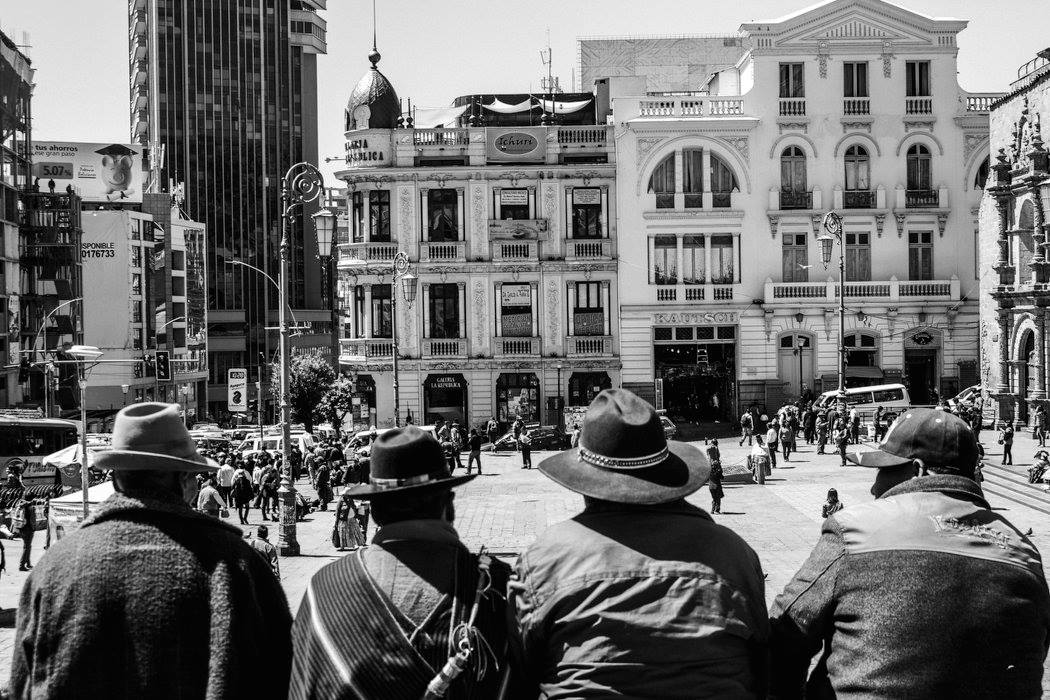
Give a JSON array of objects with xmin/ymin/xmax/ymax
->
[
  {"xmin": 238, "ymin": 432, "xmax": 316, "ymax": 458},
  {"xmin": 814, "ymin": 383, "xmax": 912, "ymax": 426}
]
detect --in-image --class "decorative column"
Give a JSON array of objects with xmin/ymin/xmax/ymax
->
[
  {"xmin": 997, "ymin": 308, "xmax": 1011, "ymax": 394},
  {"xmin": 363, "ymin": 285, "xmax": 373, "ymax": 338},
  {"xmin": 419, "ymin": 189, "xmax": 430, "ymax": 243},
  {"xmin": 456, "ymin": 187, "xmax": 466, "ymax": 241},
  {"xmin": 992, "ymin": 150, "xmax": 1016, "ymax": 287},
  {"xmin": 601, "ymin": 280, "xmax": 611, "ymax": 336},
  {"xmin": 527, "ymin": 186, "xmax": 536, "ymax": 218},
  {"xmin": 421, "ymin": 283, "xmax": 431, "ymax": 339},
  {"xmin": 363, "ymin": 191, "xmax": 372, "ymax": 241},
  {"xmin": 530, "ymin": 282, "xmax": 539, "ymax": 337},
  {"xmin": 457, "ymin": 282, "xmax": 467, "ymax": 339},
  {"xmin": 495, "ymin": 282, "xmax": 503, "ymax": 336},
  {"xmin": 1035, "ymin": 305, "xmax": 1047, "ymax": 401},
  {"xmin": 600, "ymin": 185, "xmax": 609, "ymax": 239},
  {"xmin": 566, "ymin": 281, "xmax": 576, "ymax": 337},
  {"xmin": 1031, "ymin": 181, "xmax": 1049, "ymax": 285}
]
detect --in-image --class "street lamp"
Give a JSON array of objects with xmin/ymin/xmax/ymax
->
[
  {"xmin": 311, "ymin": 207, "xmax": 339, "ymax": 372},
  {"xmin": 390, "ymin": 252, "xmax": 418, "ymax": 428},
  {"xmin": 817, "ymin": 211, "xmax": 846, "ymax": 405},
  {"xmin": 795, "ymin": 336, "xmax": 806, "ymax": 396},
  {"xmin": 68, "ymin": 344, "xmax": 102, "ymax": 519},
  {"xmin": 555, "ymin": 362, "xmax": 563, "ymax": 429}
]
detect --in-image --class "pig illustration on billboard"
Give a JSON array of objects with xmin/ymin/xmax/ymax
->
[{"xmin": 95, "ymin": 144, "xmax": 137, "ymax": 201}]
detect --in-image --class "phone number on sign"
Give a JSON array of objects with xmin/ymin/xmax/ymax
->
[{"xmin": 83, "ymin": 249, "xmax": 116, "ymax": 258}]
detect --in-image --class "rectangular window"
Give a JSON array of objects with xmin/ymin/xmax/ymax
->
[
  {"xmin": 353, "ymin": 286, "xmax": 366, "ymax": 338},
  {"xmin": 499, "ymin": 189, "xmax": 530, "ymax": 220},
  {"xmin": 782, "ymin": 233, "xmax": 809, "ymax": 283},
  {"xmin": 845, "ymin": 232, "xmax": 872, "ymax": 281},
  {"xmin": 651, "ymin": 235, "xmax": 678, "ymax": 285},
  {"xmin": 906, "ymin": 61, "xmax": 930, "ymax": 96},
  {"xmin": 427, "ymin": 189, "xmax": 458, "ymax": 241},
  {"xmin": 132, "ymin": 273, "xmax": 142, "ymax": 296},
  {"xmin": 130, "ymin": 246, "xmax": 142, "ymax": 268},
  {"xmin": 571, "ymin": 188, "xmax": 602, "ymax": 239},
  {"xmin": 710, "ymin": 235, "xmax": 734, "ymax": 284},
  {"xmin": 500, "ymin": 283, "xmax": 533, "ymax": 337},
  {"xmin": 843, "ymin": 62, "xmax": 868, "ymax": 97},
  {"xmin": 573, "ymin": 282, "xmax": 604, "ymax": 336},
  {"xmin": 371, "ymin": 285, "xmax": 392, "ymax": 338},
  {"xmin": 428, "ymin": 283, "xmax": 460, "ymax": 338},
  {"xmin": 369, "ymin": 190, "xmax": 390, "ymax": 242},
  {"xmin": 683, "ymin": 149, "xmax": 703, "ymax": 208},
  {"xmin": 908, "ymin": 231, "xmax": 933, "ymax": 280},
  {"xmin": 779, "ymin": 63, "xmax": 805, "ymax": 98},
  {"xmin": 682, "ymin": 235, "xmax": 705, "ymax": 284},
  {"xmin": 351, "ymin": 191, "xmax": 364, "ymax": 243}
]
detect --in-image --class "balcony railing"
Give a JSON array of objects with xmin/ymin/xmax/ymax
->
[
  {"xmin": 421, "ymin": 337, "xmax": 468, "ymax": 357},
  {"xmin": 637, "ymin": 97, "xmax": 745, "ymax": 118},
  {"xmin": 340, "ymin": 338, "xmax": 394, "ymax": 360},
  {"xmin": 905, "ymin": 189, "xmax": 939, "ymax": 208},
  {"xmin": 843, "ymin": 98, "xmax": 870, "ymax": 115},
  {"xmin": 556, "ymin": 126, "xmax": 608, "ymax": 146},
  {"xmin": 412, "ymin": 128, "xmax": 469, "ymax": 147},
  {"xmin": 338, "ymin": 242, "xmax": 399, "ymax": 265},
  {"xmin": 493, "ymin": 336, "xmax": 540, "ymax": 357},
  {"xmin": 779, "ymin": 98, "xmax": 806, "ymax": 116},
  {"xmin": 965, "ymin": 93, "xmax": 1002, "ymax": 112},
  {"xmin": 566, "ymin": 335, "xmax": 614, "ymax": 357},
  {"xmin": 765, "ymin": 277, "xmax": 960, "ymax": 303},
  {"xmin": 491, "ymin": 240, "xmax": 538, "ymax": 261},
  {"xmin": 843, "ymin": 190, "xmax": 876, "ymax": 209},
  {"xmin": 419, "ymin": 240, "xmax": 465, "ymax": 262},
  {"xmin": 656, "ymin": 288, "xmax": 677, "ymax": 301},
  {"xmin": 779, "ymin": 190, "xmax": 812, "ymax": 210},
  {"xmin": 905, "ymin": 97, "xmax": 933, "ymax": 115},
  {"xmin": 565, "ymin": 238, "xmax": 611, "ymax": 259}
]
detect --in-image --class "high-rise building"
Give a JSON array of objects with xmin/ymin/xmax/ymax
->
[{"xmin": 129, "ymin": 0, "xmax": 330, "ymax": 421}]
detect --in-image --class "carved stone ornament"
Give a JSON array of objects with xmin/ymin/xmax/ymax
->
[
  {"xmin": 1007, "ymin": 96, "xmax": 1043, "ymax": 170},
  {"xmin": 841, "ymin": 121, "xmax": 872, "ymax": 134},
  {"xmin": 720, "ymin": 136, "xmax": 750, "ymax": 162},
  {"xmin": 763, "ymin": 309, "xmax": 775, "ymax": 341},
  {"xmin": 810, "ymin": 214, "xmax": 823, "ymax": 238},
  {"xmin": 470, "ymin": 185, "xmax": 486, "ymax": 257},
  {"xmin": 398, "ymin": 186, "xmax": 414, "ymax": 242},
  {"xmin": 778, "ymin": 122, "xmax": 808, "ymax": 134},
  {"xmin": 637, "ymin": 138, "xmax": 663, "ymax": 160},
  {"xmin": 936, "ymin": 213, "xmax": 948, "ymax": 238},
  {"xmin": 875, "ymin": 213, "xmax": 886, "ymax": 237},
  {"xmin": 543, "ymin": 184, "xmax": 559, "ymax": 240},
  {"xmin": 473, "ymin": 279, "xmax": 487, "ymax": 350},
  {"xmin": 881, "ymin": 42, "xmax": 894, "ymax": 78},
  {"xmin": 817, "ymin": 42, "xmax": 830, "ymax": 79},
  {"xmin": 546, "ymin": 279, "xmax": 560, "ymax": 342},
  {"xmin": 964, "ymin": 134, "xmax": 988, "ymax": 163},
  {"xmin": 823, "ymin": 308, "xmax": 835, "ymax": 341},
  {"xmin": 768, "ymin": 215, "xmax": 780, "ymax": 239},
  {"xmin": 894, "ymin": 213, "xmax": 907, "ymax": 238}
]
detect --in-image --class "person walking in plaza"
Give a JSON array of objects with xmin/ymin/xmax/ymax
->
[
  {"xmin": 816, "ymin": 411, "xmax": 829, "ymax": 454},
  {"xmin": 872, "ymin": 405, "xmax": 885, "ymax": 442},
  {"xmin": 802, "ymin": 406, "xmax": 816, "ymax": 444},
  {"xmin": 250, "ymin": 524, "xmax": 280, "ymax": 578},
  {"xmin": 765, "ymin": 422, "xmax": 779, "ymax": 469},
  {"xmin": 196, "ymin": 476, "xmax": 224, "ymax": 518},
  {"xmin": 519, "ymin": 428, "xmax": 533, "ymax": 469},
  {"xmin": 510, "ymin": 389, "xmax": 769, "ymax": 697},
  {"xmin": 448, "ymin": 421, "xmax": 465, "ymax": 471},
  {"xmin": 10, "ymin": 403, "xmax": 291, "ymax": 699},
  {"xmin": 707, "ymin": 439, "xmax": 724, "ymax": 514},
  {"xmin": 290, "ymin": 426, "xmax": 513, "ymax": 699},
  {"xmin": 487, "ymin": 415, "xmax": 499, "ymax": 445},
  {"xmin": 314, "ymin": 459, "xmax": 333, "ymax": 511},
  {"xmin": 834, "ymin": 419, "xmax": 850, "ymax": 467},
  {"xmin": 215, "ymin": 459, "xmax": 235, "ymax": 506},
  {"xmin": 1035, "ymin": 403, "xmax": 1047, "ymax": 447},
  {"xmin": 331, "ymin": 493, "xmax": 365, "ymax": 551},
  {"xmin": 771, "ymin": 408, "xmax": 1050, "ymax": 699},
  {"xmin": 821, "ymin": 487, "xmax": 844, "ymax": 518},
  {"xmin": 14, "ymin": 498, "xmax": 35, "ymax": 572},
  {"xmin": 1000, "ymin": 420, "xmax": 1015, "ymax": 465},
  {"xmin": 779, "ymin": 420, "xmax": 794, "ymax": 462},
  {"xmin": 232, "ymin": 463, "xmax": 254, "ymax": 525},
  {"xmin": 750, "ymin": 435, "xmax": 772, "ymax": 483},
  {"xmin": 466, "ymin": 427, "xmax": 483, "ymax": 475},
  {"xmin": 739, "ymin": 409, "xmax": 754, "ymax": 446}
]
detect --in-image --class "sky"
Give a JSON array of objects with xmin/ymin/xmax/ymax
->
[{"xmin": 2, "ymin": 0, "xmax": 1046, "ymax": 184}]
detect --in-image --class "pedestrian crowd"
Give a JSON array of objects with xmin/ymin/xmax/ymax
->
[{"xmin": 7, "ymin": 391, "xmax": 1050, "ymax": 699}]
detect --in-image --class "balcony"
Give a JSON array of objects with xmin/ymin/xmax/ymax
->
[
  {"xmin": 337, "ymin": 241, "xmax": 398, "ymax": 266},
  {"xmin": 339, "ymin": 338, "xmax": 394, "ymax": 362},
  {"xmin": 764, "ymin": 276, "xmax": 961, "ymax": 304},
  {"xmin": 493, "ymin": 336, "xmax": 540, "ymax": 357},
  {"xmin": 132, "ymin": 84, "xmax": 148, "ymax": 111},
  {"xmin": 905, "ymin": 189, "xmax": 939, "ymax": 208},
  {"xmin": 491, "ymin": 239, "xmax": 538, "ymax": 262},
  {"xmin": 421, "ymin": 337, "xmax": 469, "ymax": 358},
  {"xmin": 565, "ymin": 335, "xmax": 614, "ymax": 357},
  {"xmin": 130, "ymin": 34, "xmax": 147, "ymax": 61},
  {"xmin": 636, "ymin": 97, "xmax": 745, "ymax": 118},
  {"xmin": 843, "ymin": 190, "xmax": 876, "ymax": 209},
  {"xmin": 419, "ymin": 240, "xmax": 465, "ymax": 262},
  {"xmin": 412, "ymin": 128, "xmax": 470, "ymax": 147},
  {"xmin": 130, "ymin": 9, "xmax": 147, "ymax": 37},
  {"xmin": 564, "ymin": 237, "xmax": 612, "ymax": 260},
  {"xmin": 131, "ymin": 59, "xmax": 148, "ymax": 87},
  {"xmin": 779, "ymin": 98, "xmax": 806, "ymax": 117},
  {"xmin": 905, "ymin": 97, "xmax": 932, "ymax": 115},
  {"xmin": 779, "ymin": 190, "xmax": 812, "ymax": 210},
  {"xmin": 965, "ymin": 93, "xmax": 1001, "ymax": 113},
  {"xmin": 843, "ymin": 98, "xmax": 869, "ymax": 115}
]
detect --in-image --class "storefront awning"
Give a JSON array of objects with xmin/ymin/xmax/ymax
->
[
  {"xmin": 535, "ymin": 97, "xmax": 592, "ymax": 114},
  {"xmin": 482, "ymin": 98, "xmax": 534, "ymax": 114}
]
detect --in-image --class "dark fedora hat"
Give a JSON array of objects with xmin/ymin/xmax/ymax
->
[
  {"xmin": 344, "ymin": 425, "xmax": 475, "ymax": 499},
  {"xmin": 539, "ymin": 389, "xmax": 709, "ymax": 505}
]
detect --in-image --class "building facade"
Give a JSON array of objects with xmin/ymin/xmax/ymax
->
[
  {"xmin": 607, "ymin": 0, "xmax": 996, "ymax": 420},
  {"xmin": 979, "ymin": 50, "xmax": 1050, "ymax": 427},
  {"xmin": 0, "ymin": 31, "xmax": 33, "ymax": 408},
  {"xmin": 335, "ymin": 52, "xmax": 620, "ymax": 430},
  {"xmin": 130, "ymin": 0, "xmax": 330, "ymax": 421}
]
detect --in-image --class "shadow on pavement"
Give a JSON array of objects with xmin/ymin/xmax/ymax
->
[{"xmin": 0, "ymin": 609, "xmax": 15, "ymax": 629}]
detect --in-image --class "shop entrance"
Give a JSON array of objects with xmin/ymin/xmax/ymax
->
[
  {"xmin": 903, "ymin": 328, "xmax": 943, "ymax": 406},
  {"xmin": 496, "ymin": 373, "xmax": 540, "ymax": 426},
  {"xmin": 653, "ymin": 323, "xmax": 737, "ymax": 438},
  {"xmin": 568, "ymin": 372, "xmax": 611, "ymax": 407},
  {"xmin": 423, "ymin": 374, "xmax": 468, "ymax": 426}
]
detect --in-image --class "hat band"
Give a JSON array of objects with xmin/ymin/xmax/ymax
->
[
  {"xmin": 578, "ymin": 445, "xmax": 670, "ymax": 470},
  {"xmin": 110, "ymin": 437, "xmax": 197, "ymax": 457},
  {"xmin": 369, "ymin": 472, "xmax": 445, "ymax": 491}
]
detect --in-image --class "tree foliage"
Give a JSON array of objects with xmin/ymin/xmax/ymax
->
[
  {"xmin": 270, "ymin": 354, "xmax": 335, "ymax": 432},
  {"xmin": 320, "ymin": 376, "xmax": 356, "ymax": 438}
]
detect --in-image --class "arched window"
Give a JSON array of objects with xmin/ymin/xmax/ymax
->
[
  {"xmin": 974, "ymin": 156, "xmax": 990, "ymax": 190},
  {"xmin": 906, "ymin": 144, "xmax": 932, "ymax": 191},
  {"xmin": 844, "ymin": 145, "xmax": 869, "ymax": 191},
  {"xmin": 648, "ymin": 153, "xmax": 675, "ymax": 209},
  {"xmin": 843, "ymin": 332, "xmax": 878, "ymax": 367},
  {"xmin": 780, "ymin": 146, "xmax": 808, "ymax": 209},
  {"xmin": 710, "ymin": 154, "xmax": 737, "ymax": 208}
]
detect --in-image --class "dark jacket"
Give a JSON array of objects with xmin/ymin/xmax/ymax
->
[
  {"xmin": 510, "ymin": 500, "xmax": 769, "ymax": 699},
  {"xmin": 10, "ymin": 489, "xmax": 292, "ymax": 699},
  {"xmin": 769, "ymin": 475, "xmax": 1050, "ymax": 700}
]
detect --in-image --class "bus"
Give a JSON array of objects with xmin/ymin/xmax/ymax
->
[{"xmin": 0, "ymin": 411, "xmax": 79, "ymax": 488}]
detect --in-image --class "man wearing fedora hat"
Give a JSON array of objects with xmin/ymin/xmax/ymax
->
[
  {"xmin": 10, "ymin": 403, "xmax": 293, "ymax": 699},
  {"xmin": 509, "ymin": 389, "xmax": 769, "ymax": 698},
  {"xmin": 289, "ymin": 425, "xmax": 514, "ymax": 699},
  {"xmin": 770, "ymin": 408, "xmax": 1050, "ymax": 699}
]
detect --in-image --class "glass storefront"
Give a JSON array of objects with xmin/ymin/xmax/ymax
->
[
  {"xmin": 497, "ymin": 373, "xmax": 539, "ymax": 424},
  {"xmin": 654, "ymin": 325, "xmax": 736, "ymax": 423},
  {"xmin": 423, "ymin": 373, "xmax": 468, "ymax": 425}
]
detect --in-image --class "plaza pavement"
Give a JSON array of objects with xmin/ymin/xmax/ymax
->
[{"xmin": 1, "ymin": 430, "xmax": 1050, "ymax": 689}]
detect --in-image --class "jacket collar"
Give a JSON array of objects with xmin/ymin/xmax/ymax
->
[
  {"xmin": 581, "ymin": 498, "xmax": 712, "ymax": 520},
  {"xmin": 372, "ymin": 518, "xmax": 463, "ymax": 548},
  {"xmin": 84, "ymin": 489, "xmax": 242, "ymax": 536},
  {"xmin": 881, "ymin": 474, "xmax": 989, "ymax": 508}
]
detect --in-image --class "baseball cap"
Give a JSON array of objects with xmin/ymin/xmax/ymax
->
[{"xmin": 847, "ymin": 408, "xmax": 979, "ymax": 470}]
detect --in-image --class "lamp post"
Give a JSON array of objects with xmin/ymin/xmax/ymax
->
[
  {"xmin": 795, "ymin": 336, "xmax": 806, "ymax": 396},
  {"xmin": 390, "ymin": 251, "xmax": 418, "ymax": 427},
  {"xmin": 311, "ymin": 207, "xmax": 339, "ymax": 372},
  {"xmin": 68, "ymin": 345, "xmax": 102, "ymax": 519},
  {"xmin": 555, "ymin": 362, "xmax": 563, "ymax": 429},
  {"xmin": 818, "ymin": 212, "xmax": 846, "ymax": 406}
]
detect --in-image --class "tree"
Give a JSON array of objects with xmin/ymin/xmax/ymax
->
[
  {"xmin": 321, "ymin": 376, "xmax": 357, "ymax": 439},
  {"xmin": 270, "ymin": 354, "xmax": 335, "ymax": 433}
]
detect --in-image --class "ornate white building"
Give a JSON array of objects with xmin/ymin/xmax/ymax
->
[{"xmin": 607, "ymin": 0, "xmax": 998, "ymax": 419}]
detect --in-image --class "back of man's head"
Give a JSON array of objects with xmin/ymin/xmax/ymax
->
[
  {"xmin": 371, "ymin": 490, "xmax": 453, "ymax": 527},
  {"xmin": 257, "ymin": 525, "xmax": 269, "ymax": 539}
]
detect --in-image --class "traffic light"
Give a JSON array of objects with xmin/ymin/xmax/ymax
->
[{"xmin": 155, "ymin": 350, "xmax": 171, "ymax": 381}]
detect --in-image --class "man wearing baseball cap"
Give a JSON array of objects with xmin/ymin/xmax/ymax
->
[{"xmin": 769, "ymin": 408, "xmax": 1050, "ymax": 699}]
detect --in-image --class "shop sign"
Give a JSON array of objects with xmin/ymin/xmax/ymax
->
[
  {"xmin": 486, "ymin": 127, "xmax": 545, "ymax": 163},
  {"xmin": 653, "ymin": 311, "xmax": 738, "ymax": 325},
  {"xmin": 573, "ymin": 188, "xmax": 601, "ymax": 205},
  {"xmin": 344, "ymin": 134, "xmax": 391, "ymax": 168},
  {"xmin": 500, "ymin": 189, "xmax": 529, "ymax": 205},
  {"xmin": 426, "ymin": 374, "xmax": 466, "ymax": 390},
  {"xmin": 489, "ymin": 218, "xmax": 548, "ymax": 239},
  {"xmin": 501, "ymin": 284, "xmax": 532, "ymax": 306}
]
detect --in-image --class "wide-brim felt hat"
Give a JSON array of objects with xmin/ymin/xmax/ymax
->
[
  {"xmin": 344, "ymin": 425, "xmax": 475, "ymax": 499},
  {"xmin": 539, "ymin": 388, "xmax": 709, "ymax": 505},
  {"xmin": 94, "ymin": 402, "xmax": 219, "ymax": 472}
]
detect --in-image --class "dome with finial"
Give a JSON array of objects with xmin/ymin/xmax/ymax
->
[{"xmin": 345, "ymin": 49, "xmax": 400, "ymax": 131}]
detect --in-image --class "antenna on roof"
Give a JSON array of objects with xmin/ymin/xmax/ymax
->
[{"xmin": 372, "ymin": 0, "xmax": 377, "ymax": 53}]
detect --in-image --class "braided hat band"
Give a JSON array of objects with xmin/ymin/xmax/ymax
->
[{"xmin": 577, "ymin": 444, "xmax": 670, "ymax": 471}]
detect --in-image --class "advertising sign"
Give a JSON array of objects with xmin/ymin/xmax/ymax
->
[
  {"xmin": 488, "ymin": 218, "xmax": 548, "ymax": 240},
  {"xmin": 343, "ymin": 134, "xmax": 392, "ymax": 168},
  {"xmin": 500, "ymin": 189, "xmax": 529, "ymax": 205},
  {"xmin": 573, "ymin": 188, "xmax": 601, "ymax": 205},
  {"xmin": 81, "ymin": 214, "xmax": 131, "ymax": 349},
  {"xmin": 486, "ymin": 127, "xmax": 546, "ymax": 163},
  {"xmin": 227, "ymin": 368, "xmax": 247, "ymax": 412},
  {"xmin": 501, "ymin": 284, "xmax": 532, "ymax": 306},
  {"xmin": 32, "ymin": 141, "xmax": 143, "ymax": 203}
]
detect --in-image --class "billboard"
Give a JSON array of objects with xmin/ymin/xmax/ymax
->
[
  {"xmin": 227, "ymin": 369, "xmax": 247, "ymax": 412},
  {"xmin": 485, "ymin": 127, "xmax": 546, "ymax": 163},
  {"xmin": 32, "ymin": 141, "xmax": 143, "ymax": 203}
]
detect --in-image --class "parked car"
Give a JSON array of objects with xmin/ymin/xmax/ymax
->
[
  {"xmin": 353, "ymin": 425, "xmax": 438, "ymax": 459},
  {"xmin": 189, "ymin": 431, "xmax": 232, "ymax": 454},
  {"xmin": 659, "ymin": 415, "xmax": 679, "ymax": 440},
  {"xmin": 191, "ymin": 422, "xmax": 223, "ymax": 433},
  {"xmin": 488, "ymin": 425, "xmax": 567, "ymax": 452},
  {"xmin": 238, "ymin": 432, "xmax": 316, "ymax": 458}
]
